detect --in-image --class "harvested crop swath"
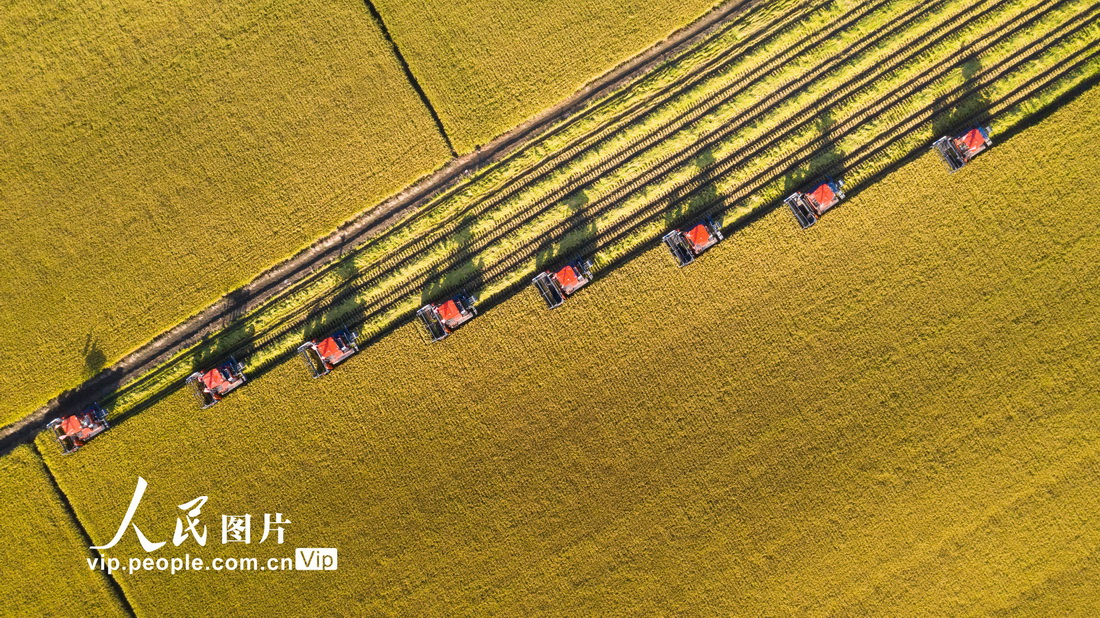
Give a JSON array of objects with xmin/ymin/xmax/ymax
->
[
  {"xmin": 90, "ymin": 0, "xmax": 1100, "ymax": 424},
  {"xmin": 0, "ymin": 446, "xmax": 127, "ymax": 616},
  {"xmin": 35, "ymin": 85, "xmax": 1100, "ymax": 613},
  {"xmin": 371, "ymin": 0, "xmax": 724, "ymax": 151},
  {"xmin": 0, "ymin": 0, "xmax": 453, "ymax": 426}
]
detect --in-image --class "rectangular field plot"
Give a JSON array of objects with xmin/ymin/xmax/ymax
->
[{"xmin": 0, "ymin": 446, "xmax": 128, "ymax": 616}]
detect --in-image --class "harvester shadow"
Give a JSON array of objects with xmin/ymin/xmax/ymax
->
[
  {"xmin": 534, "ymin": 189, "xmax": 598, "ymax": 271},
  {"xmin": 420, "ymin": 224, "xmax": 485, "ymax": 305},
  {"xmin": 932, "ymin": 55, "xmax": 991, "ymax": 138},
  {"xmin": 81, "ymin": 334, "xmax": 107, "ymax": 380},
  {"xmin": 663, "ymin": 147, "xmax": 721, "ymax": 229}
]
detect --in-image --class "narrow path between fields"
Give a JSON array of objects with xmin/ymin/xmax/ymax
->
[
  {"xmin": 362, "ymin": 0, "xmax": 458, "ymax": 157},
  {"xmin": 30, "ymin": 443, "xmax": 138, "ymax": 617}
]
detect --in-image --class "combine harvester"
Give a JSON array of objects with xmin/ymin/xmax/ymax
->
[
  {"xmin": 933, "ymin": 126, "xmax": 992, "ymax": 172},
  {"xmin": 46, "ymin": 403, "xmax": 110, "ymax": 454},
  {"xmin": 298, "ymin": 327, "xmax": 360, "ymax": 378},
  {"xmin": 417, "ymin": 293, "xmax": 477, "ymax": 342},
  {"xmin": 532, "ymin": 258, "xmax": 594, "ymax": 309},
  {"xmin": 663, "ymin": 217, "xmax": 724, "ymax": 267},
  {"xmin": 785, "ymin": 177, "xmax": 845, "ymax": 229},
  {"xmin": 186, "ymin": 358, "xmax": 246, "ymax": 408}
]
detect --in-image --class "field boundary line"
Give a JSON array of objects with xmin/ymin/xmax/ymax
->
[
  {"xmin": 29, "ymin": 442, "xmax": 138, "ymax": 617},
  {"xmin": 0, "ymin": 0, "xmax": 765, "ymax": 447},
  {"xmin": 361, "ymin": 0, "xmax": 458, "ymax": 157}
]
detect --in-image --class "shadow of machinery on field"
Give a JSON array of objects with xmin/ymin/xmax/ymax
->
[
  {"xmin": 533, "ymin": 189, "xmax": 599, "ymax": 271},
  {"xmin": 131, "ymin": 48, "xmax": 1100, "ymax": 403},
  {"xmin": 419, "ymin": 223, "xmax": 485, "ymax": 307},
  {"xmin": 663, "ymin": 146, "xmax": 722, "ymax": 230},
  {"xmin": 81, "ymin": 333, "xmax": 107, "ymax": 380},
  {"xmin": 933, "ymin": 54, "xmax": 992, "ymax": 139}
]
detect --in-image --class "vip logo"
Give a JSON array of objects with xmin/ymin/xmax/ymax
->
[{"xmin": 295, "ymin": 548, "xmax": 338, "ymax": 571}]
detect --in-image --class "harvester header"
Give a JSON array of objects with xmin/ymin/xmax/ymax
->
[
  {"xmin": 933, "ymin": 126, "xmax": 992, "ymax": 172},
  {"xmin": 532, "ymin": 258, "xmax": 594, "ymax": 308},
  {"xmin": 785, "ymin": 177, "xmax": 845, "ymax": 229}
]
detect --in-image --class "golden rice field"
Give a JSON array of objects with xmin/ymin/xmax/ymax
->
[
  {"xmin": 0, "ymin": 445, "xmax": 126, "ymax": 616},
  {"xmin": 372, "ymin": 0, "xmax": 721, "ymax": 151},
  {"xmin": 0, "ymin": 0, "xmax": 453, "ymax": 425},
  {"xmin": 28, "ymin": 83, "xmax": 1100, "ymax": 615},
  {"xmin": 87, "ymin": 0, "xmax": 1100, "ymax": 433}
]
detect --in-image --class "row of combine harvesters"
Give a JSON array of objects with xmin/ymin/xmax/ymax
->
[{"xmin": 47, "ymin": 126, "xmax": 993, "ymax": 453}]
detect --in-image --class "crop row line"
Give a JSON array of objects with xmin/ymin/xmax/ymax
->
[
  {"xmin": 242, "ymin": 0, "xmax": 1073, "ymax": 356},
  {"xmin": 244, "ymin": 0, "xmax": 950, "ymax": 346},
  {"xmin": 472, "ymin": 2, "xmax": 1099, "ymax": 303}
]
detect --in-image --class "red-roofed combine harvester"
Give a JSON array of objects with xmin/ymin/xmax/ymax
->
[
  {"xmin": 298, "ymin": 327, "xmax": 359, "ymax": 378},
  {"xmin": 532, "ymin": 258, "xmax": 594, "ymax": 309},
  {"xmin": 785, "ymin": 177, "xmax": 846, "ymax": 229},
  {"xmin": 186, "ymin": 357, "xmax": 246, "ymax": 408},
  {"xmin": 46, "ymin": 403, "xmax": 110, "ymax": 454},
  {"xmin": 933, "ymin": 126, "xmax": 991, "ymax": 172},
  {"xmin": 663, "ymin": 217, "xmax": 724, "ymax": 267},
  {"xmin": 417, "ymin": 292, "xmax": 477, "ymax": 342}
]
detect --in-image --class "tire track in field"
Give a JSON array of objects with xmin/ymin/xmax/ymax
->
[
  {"xmin": 538, "ymin": 1, "xmax": 1100, "ymax": 261},
  {"xmin": 240, "ymin": 0, "xmax": 940, "ymax": 343},
  {"xmin": 238, "ymin": 0, "xmax": 1076, "ymax": 361},
  {"xmin": 18, "ymin": 0, "xmax": 1091, "ymax": 442},
  {"xmin": 108, "ymin": 0, "xmax": 890, "ymax": 393},
  {"xmin": 70, "ymin": 0, "xmax": 826, "ymax": 407},
  {"xmin": 297, "ymin": 0, "xmax": 1044, "ymax": 316},
  {"xmin": 198, "ymin": 0, "xmax": 836, "ymax": 328}
]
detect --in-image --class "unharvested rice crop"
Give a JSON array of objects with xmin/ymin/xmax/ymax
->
[
  {"xmin": 0, "ymin": 0, "xmax": 453, "ymax": 425},
  {"xmin": 29, "ymin": 83, "xmax": 1100, "ymax": 615},
  {"xmin": 0, "ymin": 445, "xmax": 127, "ymax": 616},
  {"xmin": 89, "ymin": 0, "xmax": 1100, "ymax": 432},
  {"xmin": 372, "ymin": 0, "xmax": 722, "ymax": 151}
]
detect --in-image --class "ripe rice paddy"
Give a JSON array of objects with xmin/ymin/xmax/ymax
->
[
  {"xmin": 0, "ymin": 0, "xmax": 453, "ymax": 426},
  {"xmin": 80, "ymin": 0, "xmax": 1100, "ymax": 438},
  {"xmin": 0, "ymin": 445, "xmax": 127, "ymax": 616},
  {"xmin": 24, "ymin": 82, "xmax": 1100, "ymax": 615}
]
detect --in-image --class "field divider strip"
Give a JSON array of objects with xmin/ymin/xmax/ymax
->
[
  {"xmin": 29, "ymin": 442, "xmax": 138, "ymax": 617},
  {"xmin": 360, "ymin": 0, "xmax": 457, "ymax": 156}
]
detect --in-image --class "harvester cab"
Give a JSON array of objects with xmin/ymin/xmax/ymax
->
[
  {"xmin": 933, "ymin": 126, "xmax": 991, "ymax": 172},
  {"xmin": 785, "ymin": 177, "xmax": 845, "ymax": 229},
  {"xmin": 186, "ymin": 357, "xmax": 246, "ymax": 408},
  {"xmin": 46, "ymin": 403, "xmax": 109, "ymax": 454},
  {"xmin": 298, "ymin": 327, "xmax": 359, "ymax": 378},
  {"xmin": 417, "ymin": 293, "xmax": 477, "ymax": 342},
  {"xmin": 663, "ymin": 217, "xmax": 724, "ymax": 267},
  {"xmin": 532, "ymin": 258, "xmax": 594, "ymax": 309}
]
